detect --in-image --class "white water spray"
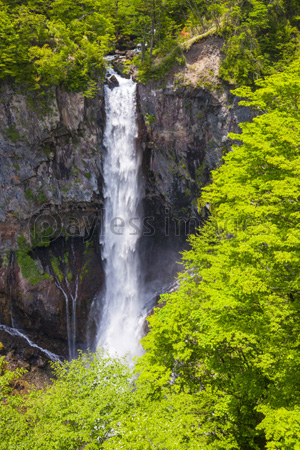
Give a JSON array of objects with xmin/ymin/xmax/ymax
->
[{"xmin": 97, "ymin": 72, "xmax": 144, "ymax": 360}]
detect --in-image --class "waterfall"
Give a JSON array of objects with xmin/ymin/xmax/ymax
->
[
  {"xmin": 97, "ymin": 72, "xmax": 144, "ymax": 360},
  {"xmin": 8, "ymin": 251, "xmax": 15, "ymax": 328}
]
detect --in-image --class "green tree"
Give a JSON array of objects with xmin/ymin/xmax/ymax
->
[
  {"xmin": 0, "ymin": 0, "xmax": 116, "ymax": 93},
  {"xmin": 136, "ymin": 57, "xmax": 300, "ymax": 448},
  {"xmin": 220, "ymin": 0, "xmax": 300, "ymax": 85},
  {"xmin": 0, "ymin": 351, "xmax": 133, "ymax": 450}
]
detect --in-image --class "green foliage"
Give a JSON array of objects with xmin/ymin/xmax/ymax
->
[
  {"xmin": 49, "ymin": 253, "xmax": 64, "ymax": 282},
  {"xmin": 0, "ymin": 0, "xmax": 115, "ymax": 93},
  {"xmin": 134, "ymin": 0, "xmax": 300, "ymax": 85},
  {"xmin": 0, "ymin": 356, "xmax": 26, "ymax": 399},
  {"xmin": 135, "ymin": 44, "xmax": 184, "ymax": 83},
  {"xmin": 0, "ymin": 351, "xmax": 234, "ymax": 450},
  {"xmin": 136, "ymin": 57, "xmax": 300, "ymax": 447},
  {"xmin": 4, "ymin": 125, "xmax": 20, "ymax": 142},
  {"xmin": 25, "ymin": 186, "xmax": 48, "ymax": 204},
  {"xmin": 0, "ymin": 356, "xmax": 27, "ymax": 448},
  {"xmin": 16, "ymin": 235, "xmax": 49, "ymax": 286},
  {"xmin": 36, "ymin": 188, "xmax": 48, "ymax": 205},
  {"xmin": 24, "ymin": 187, "xmax": 34, "ymax": 200},
  {"xmin": 103, "ymin": 388, "xmax": 236, "ymax": 449},
  {"xmin": 219, "ymin": 0, "xmax": 300, "ymax": 85},
  {"xmin": 0, "ymin": 0, "xmax": 299, "ymax": 87},
  {"xmin": 0, "ymin": 352, "xmax": 134, "ymax": 450},
  {"xmin": 143, "ymin": 112, "xmax": 156, "ymax": 129}
]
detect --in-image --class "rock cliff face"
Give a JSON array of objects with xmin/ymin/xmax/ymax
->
[
  {"xmin": 0, "ymin": 82, "xmax": 105, "ymax": 356},
  {"xmin": 0, "ymin": 37, "xmax": 252, "ymax": 358},
  {"xmin": 139, "ymin": 82, "xmax": 248, "ymax": 216},
  {"xmin": 137, "ymin": 82, "xmax": 249, "ymax": 290},
  {"xmin": 138, "ymin": 37, "xmax": 250, "ymax": 221}
]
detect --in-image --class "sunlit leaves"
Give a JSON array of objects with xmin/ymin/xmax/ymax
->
[
  {"xmin": 137, "ymin": 57, "xmax": 300, "ymax": 447},
  {"xmin": 0, "ymin": 0, "xmax": 115, "ymax": 92}
]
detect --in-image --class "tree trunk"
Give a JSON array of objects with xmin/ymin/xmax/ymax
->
[{"xmin": 149, "ymin": 0, "xmax": 156, "ymax": 58}]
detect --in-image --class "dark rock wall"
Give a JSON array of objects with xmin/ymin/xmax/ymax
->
[
  {"xmin": 137, "ymin": 82, "xmax": 251, "ymax": 289},
  {"xmin": 138, "ymin": 83, "xmax": 249, "ymax": 219},
  {"xmin": 0, "ymin": 82, "xmax": 105, "ymax": 355}
]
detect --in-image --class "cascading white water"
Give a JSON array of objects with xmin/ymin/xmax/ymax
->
[{"xmin": 97, "ymin": 72, "xmax": 144, "ymax": 360}]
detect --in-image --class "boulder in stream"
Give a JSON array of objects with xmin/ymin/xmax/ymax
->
[{"xmin": 107, "ymin": 75, "xmax": 119, "ymax": 90}]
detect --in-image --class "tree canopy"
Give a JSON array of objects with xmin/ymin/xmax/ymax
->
[
  {"xmin": 136, "ymin": 55, "xmax": 300, "ymax": 448},
  {"xmin": 0, "ymin": 0, "xmax": 299, "ymax": 90}
]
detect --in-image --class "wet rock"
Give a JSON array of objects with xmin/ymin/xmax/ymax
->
[
  {"xmin": 37, "ymin": 356, "xmax": 47, "ymax": 368},
  {"xmin": 23, "ymin": 347, "xmax": 36, "ymax": 360},
  {"xmin": 6, "ymin": 350, "xmax": 16, "ymax": 361},
  {"xmin": 0, "ymin": 80, "xmax": 106, "ymax": 352},
  {"xmin": 0, "ymin": 292, "xmax": 11, "ymax": 326},
  {"xmin": 18, "ymin": 359, "xmax": 31, "ymax": 371},
  {"xmin": 126, "ymin": 50, "xmax": 135, "ymax": 60},
  {"xmin": 138, "ymin": 81, "xmax": 253, "ymax": 219},
  {"xmin": 0, "ymin": 81, "xmax": 105, "ymax": 226},
  {"xmin": 115, "ymin": 49, "xmax": 126, "ymax": 55},
  {"xmin": 107, "ymin": 75, "xmax": 119, "ymax": 90},
  {"xmin": 112, "ymin": 60, "xmax": 131, "ymax": 79}
]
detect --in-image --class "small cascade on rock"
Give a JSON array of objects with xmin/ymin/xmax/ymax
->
[
  {"xmin": 8, "ymin": 251, "xmax": 15, "ymax": 328},
  {"xmin": 53, "ymin": 281, "xmax": 72, "ymax": 358},
  {"xmin": 42, "ymin": 238, "xmax": 80, "ymax": 360},
  {"xmin": 96, "ymin": 71, "xmax": 144, "ymax": 361},
  {"xmin": 66, "ymin": 273, "xmax": 79, "ymax": 359},
  {"xmin": 0, "ymin": 324, "xmax": 61, "ymax": 362},
  {"xmin": 67, "ymin": 240, "xmax": 78, "ymax": 360},
  {"xmin": 54, "ymin": 277, "xmax": 78, "ymax": 360}
]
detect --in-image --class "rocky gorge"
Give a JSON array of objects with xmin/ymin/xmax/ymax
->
[{"xmin": 0, "ymin": 36, "xmax": 251, "ymax": 364}]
